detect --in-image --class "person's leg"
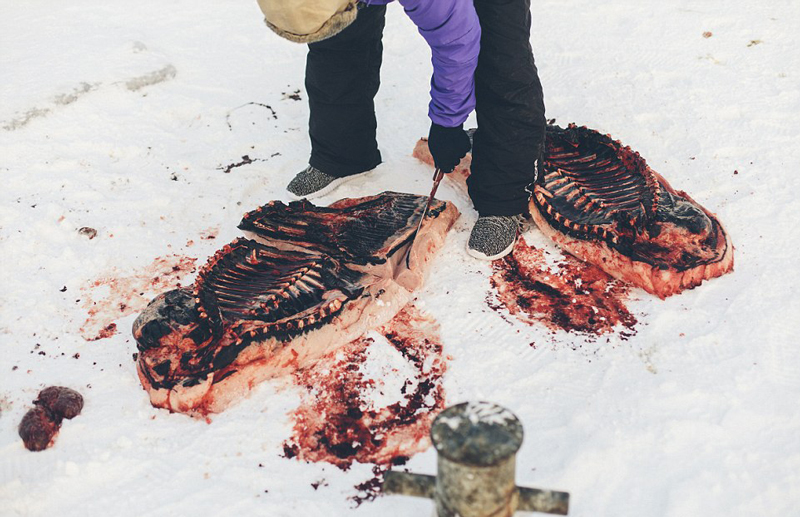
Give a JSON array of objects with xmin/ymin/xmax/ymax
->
[
  {"xmin": 305, "ymin": 4, "xmax": 386, "ymax": 178},
  {"xmin": 468, "ymin": 0, "xmax": 546, "ymax": 216}
]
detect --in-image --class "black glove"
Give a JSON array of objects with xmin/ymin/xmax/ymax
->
[{"xmin": 428, "ymin": 122, "xmax": 470, "ymax": 173}]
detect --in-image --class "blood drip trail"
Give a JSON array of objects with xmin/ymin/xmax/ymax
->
[
  {"xmin": 490, "ymin": 237, "xmax": 637, "ymax": 340},
  {"xmin": 283, "ymin": 304, "xmax": 447, "ymax": 505},
  {"xmin": 79, "ymin": 255, "xmax": 197, "ymax": 341}
]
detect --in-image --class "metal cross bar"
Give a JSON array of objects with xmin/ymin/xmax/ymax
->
[{"xmin": 383, "ymin": 402, "xmax": 570, "ymax": 516}]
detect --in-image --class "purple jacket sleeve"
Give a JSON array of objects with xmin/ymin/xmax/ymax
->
[{"xmin": 396, "ymin": 0, "xmax": 481, "ymax": 127}]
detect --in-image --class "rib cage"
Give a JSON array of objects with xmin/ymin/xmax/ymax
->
[
  {"xmin": 409, "ymin": 122, "xmax": 733, "ymax": 297},
  {"xmin": 133, "ymin": 239, "xmax": 365, "ymax": 392},
  {"xmin": 239, "ymin": 193, "xmax": 441, "ymax": 265},
  {"xmin": 534, "ymin": 124, "xmax": 661, "ymax": 244},
  {"xmin": 132, "ymin": 192, "xmax": 458, "ymax": 401},
  {"xmin": 525, "ymin": 123, "xmax": 733, "ymax": 296},
  {"xmin": 193, "ymin": 238, "xmax": 363, "ymax": 339}
]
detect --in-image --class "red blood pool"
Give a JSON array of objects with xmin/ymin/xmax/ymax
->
[
  {"xmin": 18, "ymin": 407, "xmax": 59, "ymax": 451},
  {"xmin": 490, "ymin": 238, "xmax": 637, "ymax": 338},
  {"xmin": 283, "ymin": 304, "xmax": 447, "ymax": 500}
]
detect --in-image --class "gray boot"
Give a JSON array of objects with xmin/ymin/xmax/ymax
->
[
  {"xmin": 287, "ymin": 165, "xmax": 362, "ymax": 200},
  {"xmin": 467, "ymin": 214, "xmax": 525, "ymax": 260}
]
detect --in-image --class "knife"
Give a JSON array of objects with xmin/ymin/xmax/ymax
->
[{"xmin": 404, "ymin": 167, "xmax": 445, "ymax": 268}]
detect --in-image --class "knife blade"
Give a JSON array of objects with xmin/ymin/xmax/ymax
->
[{"xmin": 404, "ymin": 167, "xmax": 445, "ymax": 269}]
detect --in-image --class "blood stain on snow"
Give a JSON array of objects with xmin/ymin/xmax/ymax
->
[
  {"xmin": 186, "ymin": 227, "xmax": 218, "ymax": 248},
  {"xmin": 283, "ymin": 304, "xmax": 447, "ymax": 505},
  {"xmin": 0, "ymin": 396, "xmax": 11, "ymax": 415},
  {"xmin": 77, "ymin": 226, "xmax": 98, "ymax": 239},
  {"xmin": 79, "ymin": 255, "xmax": 197, "ymax": 341},
  {"xmin": 489, "ymin": 238, "xmax": 637, "ymax": 339},
  {"xmin": 200, "ymin": 227, "xmax": 218, "ymax": 240},
  {"xmin": 218, "ymin": 155, "xmax": 259, "ymax": 174},
  {"xmin": 93, "ymin": 323, "xmax": 118, "ymax": 340}
]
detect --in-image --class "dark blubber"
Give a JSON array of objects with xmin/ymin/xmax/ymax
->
[
  {"xmin": 529, "ymin": 124, "xmax": 734, "ymax": 298},
  {"xmin": 35, "ymin": 386, "xmax": 84, "ymax": 420},
  {"xmin": 19, "ymin": 386, "xmax": 84, "ymax": 451}
]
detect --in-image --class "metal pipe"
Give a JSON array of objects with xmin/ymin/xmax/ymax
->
[
  {"xmin": 518, "ymin": 487, "xmax": 570, "ymax": 515},
  {"xmin": 383, "ymin": 472, "xmax": 435, "ymax": 499},
  {"xmin": 382, "ymin": 401, "xmax": 570, "ymax": 516},
  {"xmin": 430, "ymin": 402, "xmax": 523, "ymax": 517}
]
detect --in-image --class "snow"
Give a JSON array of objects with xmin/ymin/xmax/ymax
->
[
  {"xmin": 359, "ymin": 331, "xmax": 420, "ymax": 410},
  {"xmin": 2, "ymin": 0, "xmax": 800, "ymax": 516}
]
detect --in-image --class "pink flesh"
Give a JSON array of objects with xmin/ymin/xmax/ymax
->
[
  {"xmin": 413, "ymin": 133, "xmax": 734, "ymax": 298},
  {"xmin": 136, "ymin": 195, "xmax": 459, "ymax": 416}
]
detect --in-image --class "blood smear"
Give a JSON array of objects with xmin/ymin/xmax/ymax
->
[
  {"xmin": 283, "ymin": 304, "xmax": 447, "ymax": 502},
  {"xmin": 490, "ymin": 237, "xmax": 637, "ymax": 339},
  {"xmin": 79, "ymin": 254, "xmax": 197, "ymax": 341}
]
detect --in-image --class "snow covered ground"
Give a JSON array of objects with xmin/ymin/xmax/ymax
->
[{"xmin": 2, "ymin": 0, "xmax": 800, "ymax": 515}]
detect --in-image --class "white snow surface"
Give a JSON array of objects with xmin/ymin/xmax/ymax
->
[{"xmin": 2, "ymin": 1, "xmax": 800, "ymax": 516}]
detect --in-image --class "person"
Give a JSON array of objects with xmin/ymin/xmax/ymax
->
[{"xmin": 256, "ymin": 0, "xmax": 545, "ymax": 260}]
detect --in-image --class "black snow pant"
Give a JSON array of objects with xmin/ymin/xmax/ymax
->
[{"xmin": 305, "ymin": 0, "xmax": 545, "ymax": 217}]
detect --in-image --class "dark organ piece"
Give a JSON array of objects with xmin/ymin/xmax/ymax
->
[
  {"xmin": 530, "ymin": 124, "xmax": 733, "ymax": 298},
  {"xmin": 19, "ymin": 407, "xmax": 60, "ymax": 451},
  {"xmin": 35, "ymin": 386, "xmax": 84, "ymax": 420},
  {"xmin": 133, "ymin": 192, "xmax": 459, "ymax": 416},
  {"xmin": 19, "ymin": 386, "xmax": 84, "ymax": 451}
]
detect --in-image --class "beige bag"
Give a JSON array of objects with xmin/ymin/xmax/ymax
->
[{"xmin": 257, "ymin": 0, "xmax": 359, "ymax": 43}]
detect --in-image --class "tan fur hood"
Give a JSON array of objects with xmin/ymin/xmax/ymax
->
[{"xmin": 257, "ymin": 0, "xmax": 359, "ymax": 43}]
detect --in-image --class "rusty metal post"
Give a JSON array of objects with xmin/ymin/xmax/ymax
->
[
  {"xmin": 431, "ymin": 401, "xmax": 523, "ymax": 516},
  {"xmin": 383, "ymin": 401, "xmax": 569, "ymax": 516}
]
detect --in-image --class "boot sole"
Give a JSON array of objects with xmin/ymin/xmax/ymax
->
[
  {"xmin": 287, "ymin": 171, "xmax": 369, "ymax": 201},
  {"xmin": 466, "ymin": 235, "xmax": 517, "ymax": 261}
]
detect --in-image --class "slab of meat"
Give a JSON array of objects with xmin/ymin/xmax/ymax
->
[
  {"xmin": 132, "ymin": 192, "xmax": 459, "ymax": 416},
  {"xmin": 413, "ymin": 124, "xmax": 733, "ymax": 298},
  {"xmin": 531, "ymin": 124, "xmax": 733, "ymax": 298}
]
